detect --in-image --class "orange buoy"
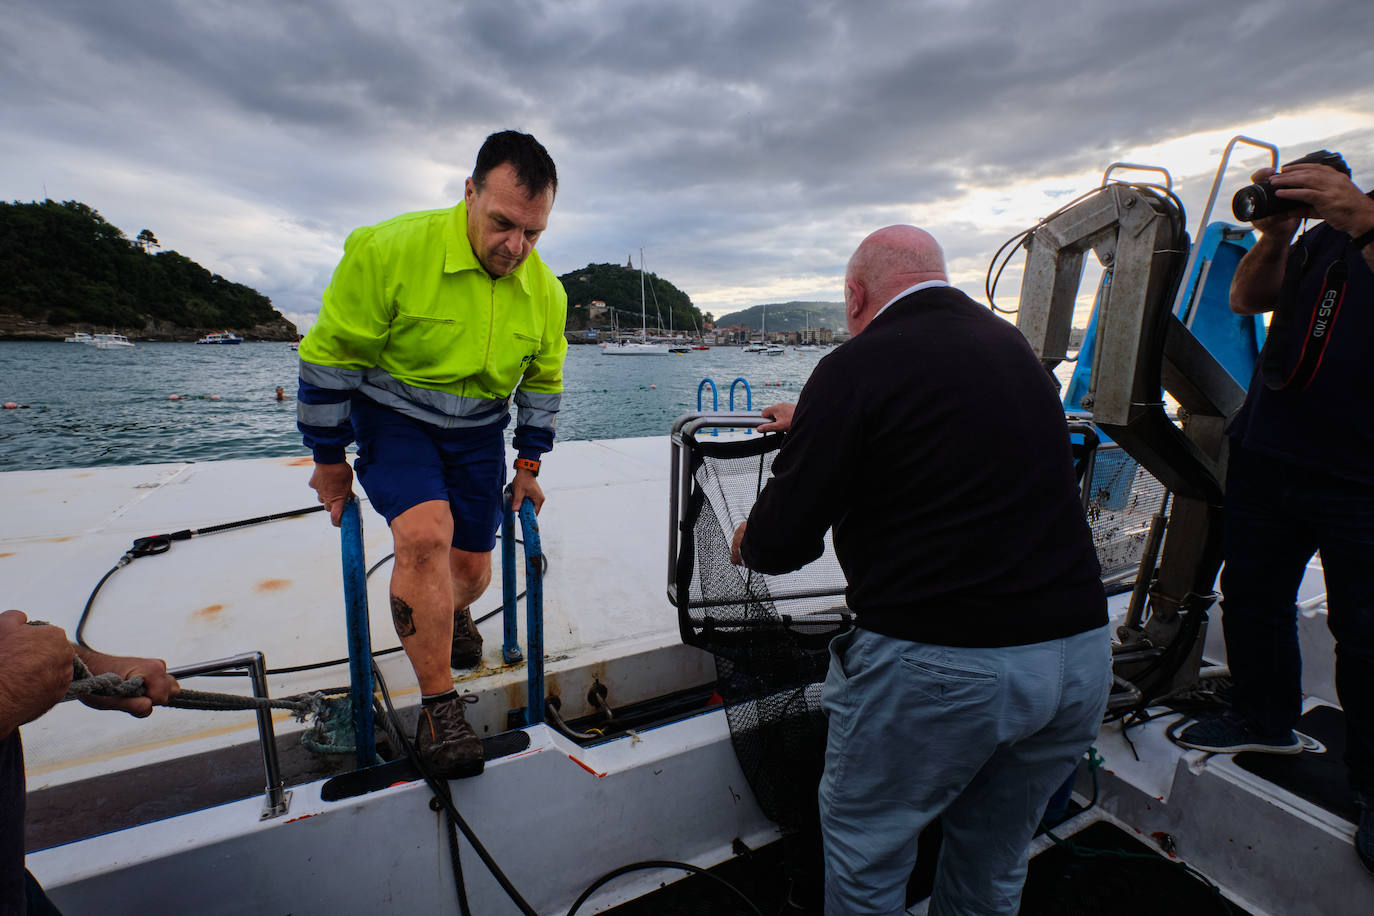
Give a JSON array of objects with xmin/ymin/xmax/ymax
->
[{"xmin": 2, "ymin": 402, "xmax": 17, "ymax": 410}]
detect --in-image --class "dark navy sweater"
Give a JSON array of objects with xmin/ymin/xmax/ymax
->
[{"xmin": 740, "ymin": 285, "xmax": 1106, "ymax": 648}]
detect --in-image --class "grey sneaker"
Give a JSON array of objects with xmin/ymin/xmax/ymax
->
[
  {"xmin": 450, "ymin": 607, "xmax": 483, "ymax": 669},
  {"xmin": 1175, "ymin": 712, "xmax": 1302, "ymax": 755},
  {"xmin": 415, "ymin": 693, "xmax": 484, "ymax": 779}
]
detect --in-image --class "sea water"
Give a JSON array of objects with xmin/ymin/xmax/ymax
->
[{"xmin": 0, "ymin": 342, "xmax": 824, "ymax": 471}]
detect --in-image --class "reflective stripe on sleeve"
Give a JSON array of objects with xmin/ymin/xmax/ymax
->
[
  {"xmin": 298, "ymin": 400, "xmax": 352, "ymax": 427},
  {"xmin": 300, "ymin": 361, "xmax": 366, "ymax": 390},
  {"xmin": 361, "ymin": 369, "xmax": 511, "ymax": 429},
  {"xmin": 515, "ymin": 389, "xmax": 561, "ymax": 431}
]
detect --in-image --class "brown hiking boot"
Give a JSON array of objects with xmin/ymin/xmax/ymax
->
[
  {"xmin": 415, "ymin": 693, "xmax": 484, "ymax": 779},
  {"xmin": 450, "ymin": 606, "xmax": 483, "ymax": 669}
]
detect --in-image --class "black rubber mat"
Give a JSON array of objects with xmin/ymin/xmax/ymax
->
[
  {"xmin": 1019, "ymin": 820, "xmax": 1249, "ymax": 915},
  {"xmin": 1234, "ymin": 704, "xmax": 1356, "ymax": 821},
  {"xmin": 602, "ymin": 818, "xmax": 1250, "ymax": 915},
  {"xmin": 320, "ymin": 729, "xmax": 531, "ymax": 801}
]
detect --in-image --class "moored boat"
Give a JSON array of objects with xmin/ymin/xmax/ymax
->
[
  {"xmin": 603, "ymin": 249, "xmax": 666, "ymax": 356},
  {"xmin": 196, "ymin": 331, "xmax": 244, "ymax": 345},
  {"xmin": 602, "ymin": 339, "xmax": 667, "ymax": 355},
  {"xmin": 92, "ymin": 332, "xmax": 134, "ymax": 349}
]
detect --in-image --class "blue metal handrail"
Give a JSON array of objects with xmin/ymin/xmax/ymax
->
[
  {"xmin": 517, "ymin": 499, "xmax": 544, "ymax": 727},
  {"xmin": 342, "ymin": 494, "xmax": 545, "ymax": 759},
  {"xmin": 500, "ymin": 503, "xmax": 523, "ymax": 664},
  {"xmin": 729, "ymin": 377, "xmax": 753, "ymax": 433},
  {"xmin": 697, "ymin": 379, "xmax": 719, "ymax": 436},
  {"xmin": 697, "ymin": 377, "xmax": 720, "ymax": 436},
  {"xmin": 697, "ymin": 377, "xmax": 719, "ymax": 410},
  {"xmin": 340, "ymin": 498, "xmax": 377, "ymax": 769},
  {"xmin": 498, "ymin": 495, "xmax": 545, "ymax": 726}
]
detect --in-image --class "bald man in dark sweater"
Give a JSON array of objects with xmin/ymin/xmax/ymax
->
[{"xmin": 732, "ymin": 226, "xmax": 1111, "ymax": 916}]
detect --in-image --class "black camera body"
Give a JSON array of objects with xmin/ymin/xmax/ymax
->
[{"xmin": 1232, "ymin": 150, "xmax": 1351, "ymax": 222}]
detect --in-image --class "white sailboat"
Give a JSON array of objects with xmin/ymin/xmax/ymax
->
[
  {"xmin": 743, "ymin": 304, "xmax": 768, "ymax": 351},
  {"xmin": 796, "ymin": 311, "xmax": 819, "ymax": 351},
  {"xmin": 602, "ymin": 249, "xmax": 666, "ymax": 356}
]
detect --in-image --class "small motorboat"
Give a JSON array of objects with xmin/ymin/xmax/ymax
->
[{"xmin": 197, "ymin": 331, "xmax": 244, "ymax": 345}]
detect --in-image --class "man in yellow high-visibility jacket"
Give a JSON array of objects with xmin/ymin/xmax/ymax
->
[{"xmin": 297, "ymin": 130, "xmax": 567, "ymax": 779}]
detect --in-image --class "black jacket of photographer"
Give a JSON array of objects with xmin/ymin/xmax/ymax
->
[
  {"xmin": 739, "ymin": 285, "xmax": 1106, "ymax": 648},
  {"xmin": 1229, "ymin": 203, "xmax": 1374, "ymax": 485}
]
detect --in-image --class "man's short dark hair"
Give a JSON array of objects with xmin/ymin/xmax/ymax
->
[{"xmin": 473, "ymin": 130, "xmax": 557, "ymax": 198}]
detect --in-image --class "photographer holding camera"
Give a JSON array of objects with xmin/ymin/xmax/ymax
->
[{"xmin": 1177, "ymin": 151, "xmax": 1374, "ymax": 874}]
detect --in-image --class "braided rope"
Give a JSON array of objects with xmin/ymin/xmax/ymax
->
[
  {"xmin": 65, "ymin": 655, "xmax": 328, "ymax": 722},
  {"xmin": 40, "ymin": 623, "xmax": 352, "ymax": 749}
]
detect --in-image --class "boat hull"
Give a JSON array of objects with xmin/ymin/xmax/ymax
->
[{"xmin": 31, "ymin": 717, "xmax": 781, "ymax": 915}]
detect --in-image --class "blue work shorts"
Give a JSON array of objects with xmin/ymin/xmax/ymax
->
[{"xmin": 350, "ymin": 397, "xmax": 507, "ymax": 553}]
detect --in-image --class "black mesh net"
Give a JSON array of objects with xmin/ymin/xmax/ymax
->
[{"xmin": 674, "ymin": 432, "xmax": 848, "ymax": 835}]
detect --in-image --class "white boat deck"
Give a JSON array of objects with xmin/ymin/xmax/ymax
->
[{"xmin": 3, "ymin": 437, "xmax": 713, "ymax": 790}]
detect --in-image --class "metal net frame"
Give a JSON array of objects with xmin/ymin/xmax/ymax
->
[{"xmin": 669, "ymin": 416, "xmax": 849, "ymax": 835}]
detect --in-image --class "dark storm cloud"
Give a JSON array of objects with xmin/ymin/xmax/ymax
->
[{"xmin": 3, "ymin": 0, "xmax": 1372, "ymax": 319}]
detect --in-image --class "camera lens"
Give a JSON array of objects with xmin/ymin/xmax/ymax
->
[{"xmin": 1232, "ymin": 185, "xmax": 1266, "ymax": 222}]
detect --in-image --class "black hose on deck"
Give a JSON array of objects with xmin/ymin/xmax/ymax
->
[
  {"xmin": 72, "ymin": 506, "xmax": 545, "ymax": 675},
  {"xmin": 372, "ymin": 663, "xmax": 538, "ymax": 916}
]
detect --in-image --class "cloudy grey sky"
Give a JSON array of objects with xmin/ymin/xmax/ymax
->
[{"xmin": 4, "ymin": 0, "xmax": 1372, "ymax": 332}]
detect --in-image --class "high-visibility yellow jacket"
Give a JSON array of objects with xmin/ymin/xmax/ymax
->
[{"xmin": 297, "ymin": 202, "xmax": 568, "ymax": 463}]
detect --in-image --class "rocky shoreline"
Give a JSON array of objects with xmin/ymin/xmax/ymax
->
[{"xmin": 0, "ymin": 311, "xmax": 298, "ymax": 342}]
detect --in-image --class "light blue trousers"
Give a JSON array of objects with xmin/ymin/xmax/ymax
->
[{"xmin": 818, "ymin": 624, "xmax": 1111, "ymax": 916}]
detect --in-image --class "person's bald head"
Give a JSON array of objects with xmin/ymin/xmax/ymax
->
[{"xmin": 843, "ymin": 226, "xmax": 948, "ymax": 336}]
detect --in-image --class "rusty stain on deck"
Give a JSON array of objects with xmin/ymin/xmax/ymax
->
[
  {"xmin": 193, "ymin": 604, "xmax": 226, "ymax": 620},
  {"xmin": 255, "ymin": 578, "xmax": 291, "ymax": 592}
]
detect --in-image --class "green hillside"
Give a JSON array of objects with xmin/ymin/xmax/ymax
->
[
  {"xmin": 0, "ymin": 199, "xmax": 295, "ymax": 340},
  {"xmin": 558, "ymin": 262, "xmax": 702, "ymax": 333},
  {"xmin": 716, "ymin": 301, "xmax": 843, "ymax": 332}
]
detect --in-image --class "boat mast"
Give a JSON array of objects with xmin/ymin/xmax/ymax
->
[{"xmin": 639, "ymin": 248, "xmax": 647, "ymax": 341}]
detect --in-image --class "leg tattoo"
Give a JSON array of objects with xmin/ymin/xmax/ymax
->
[{"xmin": 390, "ymin": 595, "xmax": 418, "ymax": 638}]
